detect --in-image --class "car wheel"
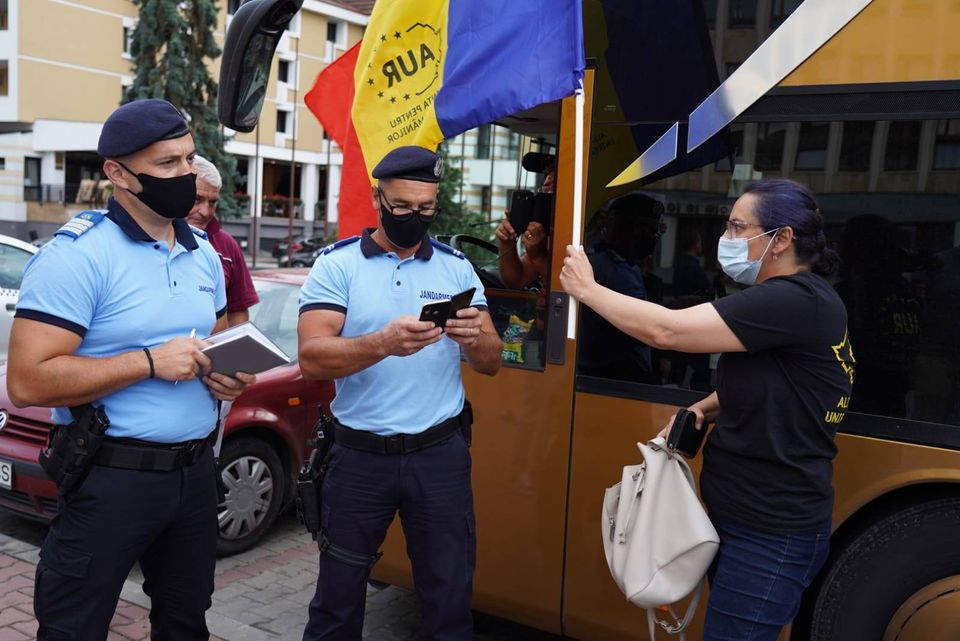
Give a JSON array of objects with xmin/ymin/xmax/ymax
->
[
  {"xmin": 216, "ymin": 437, "xmax": 285, "ymax": 557},
  {"xmin": 292, "ymin": 260, "xmax": 307, "ymax": 268},
  {"xmin": 806, "ymin": 496, "xmax": 960, "ymax": 641}
]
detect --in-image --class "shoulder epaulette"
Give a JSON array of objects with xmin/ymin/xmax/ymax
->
[
  {"xmin": 54, "ymin": 210, "xmax": 107, "ymax": 240},
  {"xmin": 189, "ymin": 225, "xmax": 208, "ymax": 240},
  {"xmin": 430, "ymin": 239, "xmax": 466, "ymax": 260},
  {"xmin": 318, "ymin": 236, "xmax": 360, "ymax": 256}
]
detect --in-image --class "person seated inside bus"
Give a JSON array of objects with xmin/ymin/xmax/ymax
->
[
  {"xmin": 577, "ymin": 192, "xmax": 664, "ymax": 383},
  {"xmin": 495, "ymin": 164, "xmax": 555, "ymax": 291}
]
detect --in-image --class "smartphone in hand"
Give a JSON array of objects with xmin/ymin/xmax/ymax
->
[
  {"xmin": 419, "ymin": 287, "xmax": 477, "ymax": 328},
  {"xmin": 666, "ymin": 408, "xmax": 708, "ymax": 458},
  {"xmin": 509, "ymin": 191, "xmax": 535, "ymax": 235}
]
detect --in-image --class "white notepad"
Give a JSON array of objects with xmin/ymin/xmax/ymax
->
[{"xmin": 201, "ymin": 321, "xmax": 291, "ymax": 376}]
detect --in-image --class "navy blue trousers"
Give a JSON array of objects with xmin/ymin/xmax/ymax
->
[
  {"xmin": 703, "ymin": 517, "xmax": 831, "ymax": 641},
  {"xmin": 34, "ymin": 449, "xmax": 219, "ymax": 641},
  {"xmin": 303, "ymin": 434, "xmax": 475, "ymax": 641}
]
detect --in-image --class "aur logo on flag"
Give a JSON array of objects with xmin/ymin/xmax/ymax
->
[
  {"xmin": 350, "ymin": 0, "xmax": 583, "ymax": 181},
  {"xmin": 356, "ymin": 22, "xmax": 445, "ymax": 147}
]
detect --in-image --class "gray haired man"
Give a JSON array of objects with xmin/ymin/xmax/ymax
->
[{"xmin": 187, "ymin": 156, "xmax": 259, "ymax": 325}]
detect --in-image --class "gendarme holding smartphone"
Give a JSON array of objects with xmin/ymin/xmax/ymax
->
[
  {"xmin": 296, "ymin": 145, "xmax": 502, "ymax": 641},
  {"xmin": 561, "ymin": 179, "xmax": 855, "ymax": 641}
]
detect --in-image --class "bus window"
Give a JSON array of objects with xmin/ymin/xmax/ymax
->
[
  {"xmin": 577, "ymin": 192, "xmax": 667, "ymax": 383},
  {"xmin": 579, "ymin": 115, "xmax": 960, "ymax": 429},
  {"xmin": 441, "ymin": 108, "xmax": 563, "ymax": 371}
]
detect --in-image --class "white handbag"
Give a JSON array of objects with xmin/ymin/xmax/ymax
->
[{"xmin": 602, "ymin": 437, "xmax": 719, "ymax": 639}]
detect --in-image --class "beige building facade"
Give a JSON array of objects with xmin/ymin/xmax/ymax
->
[{"xmin": 0, "ymin": 0, "xmax": 368, "ymax": 247}]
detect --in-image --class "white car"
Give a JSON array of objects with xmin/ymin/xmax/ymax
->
[{"xmin": 0, "ymin": 234, "xmax": 38, "ymax": 361}]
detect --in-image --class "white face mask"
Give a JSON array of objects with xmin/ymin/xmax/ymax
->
[{"xmin": 717, "ymin": 228, "xmax": 780, "ymax": 285}]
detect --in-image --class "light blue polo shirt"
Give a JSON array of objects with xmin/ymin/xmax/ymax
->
[
  {"xmin": 16, "ymin": 198, "xmax": 227, "ymax": 442},
  {"xmin": 299, "ymin": 229, "xmax": 486, "ymax": 436}
]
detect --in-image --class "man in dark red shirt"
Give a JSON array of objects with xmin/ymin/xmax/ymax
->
[{"xmin": 188, "ymin": 156, "xmax": 260, "ymax": 326}]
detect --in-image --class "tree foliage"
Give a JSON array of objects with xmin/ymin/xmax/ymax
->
[
  {"xmin": 125, "ymin": 0, "xmax": 241, "ymax": 218},
  {"xmin": 432, "ymin": 143, "xmax": 490, "ymax": 240}
]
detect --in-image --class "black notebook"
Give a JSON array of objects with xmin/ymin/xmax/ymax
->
[{"xmin": 201, "ymin": 322, "xmax": 291, "ymax": 376}]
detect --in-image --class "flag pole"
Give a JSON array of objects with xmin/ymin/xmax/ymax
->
[{"xmin": 567, "ymin": 88, "xmax": 585, "ymax": 340}]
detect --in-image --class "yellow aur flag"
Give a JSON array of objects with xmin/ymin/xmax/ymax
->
[{"xmin": 352, "ymin": 0, "xmax": 450, "ymax": 179}]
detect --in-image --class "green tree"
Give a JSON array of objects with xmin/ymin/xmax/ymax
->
[
  {"xmin": 432, "ymin": 143, "xmax": 490, "ymax": 240},
  {"xmin": 125, "ymin": 0, "xmax": 240, "ymax": 218}
]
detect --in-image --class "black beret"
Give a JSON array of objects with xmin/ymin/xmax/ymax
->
[
  {"xmin": 97, "ymin": 99, "xmax": 190, "ymax": 158},
  {"xmin": 372, "ymin": 146, "xmax": 444, "ymax": 183}
]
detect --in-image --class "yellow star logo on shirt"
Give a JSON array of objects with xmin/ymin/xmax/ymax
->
[{"xmin": 832, "ymin": 330, "xmax": 856, "ymax": 385}]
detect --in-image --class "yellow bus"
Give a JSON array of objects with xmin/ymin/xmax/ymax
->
[{"xmin": 225, "ymin": 0, "xmax": 960, "ymax": 638}]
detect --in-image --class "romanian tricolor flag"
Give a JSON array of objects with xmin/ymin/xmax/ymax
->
[{"xmin": 307, "ymin": 0, "xmax": 585, "ymax": 238}]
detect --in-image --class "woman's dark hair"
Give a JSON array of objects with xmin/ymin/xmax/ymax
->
[{"xmin": 741, "ymin": 178, "xmax": 840, "ymax": 277}]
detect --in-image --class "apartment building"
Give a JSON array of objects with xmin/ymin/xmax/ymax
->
[{"xmin": 0, "ymin": 0, "xmax": 370, "ymax": 246}]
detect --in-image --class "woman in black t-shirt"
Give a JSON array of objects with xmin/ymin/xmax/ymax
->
[{"xmin": 560, "ymin": 179, "xmax": 854, "ymax": 641}]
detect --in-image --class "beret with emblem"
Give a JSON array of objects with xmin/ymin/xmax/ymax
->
[
  {"xmin": 372, "ymin": 146, "xmax": 444, "ymax": 183},
  {"xmin": 97, "ymin": 99, "xmax": 191, "ymax": 158}
]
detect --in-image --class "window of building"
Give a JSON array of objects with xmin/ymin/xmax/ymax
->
[
  {"xmin": 475, "ymin": 124, "xmax": 492, "ymax": 160},
  {"xmin": 1, "ymin": 0, "xmax": 10, "ymax": 31},
  {"xmin": 278, "ymin": 60, "xmax": 290, "ymax": 84},
  {"xmin": 480, "ymin": 185, "xmax": 492, "ymax": 215},
  {"xmin": 838, "ymin": 121, "xmax": 875, "ymax": 172},
  {"xmin": 123, "ymin": 26, "xmax": 133, "ymax": 56},
  {"xmin": 0, "ymin": 158, "xmax": 6, "ymax": 171},
  {"xmin": 884, "ymin": 120, "xmax": 921, "ymax": 171},
  {"xmin": 714, "ymin": 125, "xmax": 745, "ymax": 172},
  {"xmin": 754, "ymin": 123, "xmax": 786, "ymax": 171},
  {"xmin": 23, "ymin": 157, "xmax": 41, "ymax": 202},
  {"xmin": 933, "ymin": 120, "xmax": 960, "ymax": 170},
  {"xmin": 728, "ymin": 0, "xmax": 757, "ymax": 27},
  {"xmin": 770, "ymin": 0, "xmax": 803, "ymax": 28},
  {"xmin": 227, "ymin": 0, "xmax": 242, "ymax": 15},
  {"xmin": 55, "ymin": 152, "xmax": 64, "ymax": 171},
  {"xmin": 506, "ymin": 132, "xmax": 521, "ymax": 160},
  {"xmin": 0, "ymin": 61, "xmax": 8, "ymax": 97},
  {"xmin": 276, "ymin": 109, "xmax": 289, "ymax": 134},
  {"xmin": 327, "ymin": 20, "xmax": 345, "ymax": 47},
  {"xmin": 794, "ymin": 121, "xmax": 830, "ymax": 170}
]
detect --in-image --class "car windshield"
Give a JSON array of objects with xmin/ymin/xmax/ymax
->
[
  {"xmin": 247, "ymin": 279, "xmax": 300, "ymax": 360},
  {"xmin": 0, "ymin": 243, "xmax": 35, "ymax": 290}
]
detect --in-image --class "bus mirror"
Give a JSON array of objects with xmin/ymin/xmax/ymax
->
[{"xmin": 218, "ymin": 0, "xmax": 304, "ymax": 133}]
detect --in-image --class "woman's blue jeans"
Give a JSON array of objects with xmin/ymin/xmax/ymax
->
[{"xmin": 702, "ymin": 517, "xmax": 831, "ymax": 641}]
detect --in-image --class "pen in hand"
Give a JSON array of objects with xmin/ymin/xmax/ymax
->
[{"xmin": 174, "ymin": 328, "xmax": 198, "ymax": 386}]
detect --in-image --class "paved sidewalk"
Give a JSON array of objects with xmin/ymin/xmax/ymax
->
[
  {"xmin": 0, "ymin": 511, "xmax": 547, "ymax": 641},
  {"xmin": 0, "ymin": 511, "xmax": 426, "ymax": 641}
]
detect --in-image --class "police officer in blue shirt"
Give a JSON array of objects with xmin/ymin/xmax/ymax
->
[
  {"xmin": 7, "ymin": 99, "xmax": 255, "ymax": 641},
  {"xmin": 298, "ymin": 145, "xmax": 502, "ymax": 641}
]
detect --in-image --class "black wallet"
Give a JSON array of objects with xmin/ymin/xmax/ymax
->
[{"xmin": 666, "ymin": 408, "xmax": 708, "ymax": 458}]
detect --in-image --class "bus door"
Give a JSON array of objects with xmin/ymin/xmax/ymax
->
[
  {"xmin": 559, "ymin": 2, "xmax": 730, "ymax": 633},
  {"xmin": 371, "ymin": 80, "xmax": 594, "ymax": 633},
  {"xmin": 559, "ymin": 114, "xmax": 717, "ymax": 640}
]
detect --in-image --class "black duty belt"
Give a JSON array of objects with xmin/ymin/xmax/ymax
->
[
  {"xmin": 334, "ymin": 402, "xmax": 473, "ymax": 455},
  {"xmin": 94, "ymin": 429, "xmax": 217, "ymax": 472}
]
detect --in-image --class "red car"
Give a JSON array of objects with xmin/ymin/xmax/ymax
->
[{"xmin": 0, "ymin": 269, "xmax": 334, "ymax": 556}]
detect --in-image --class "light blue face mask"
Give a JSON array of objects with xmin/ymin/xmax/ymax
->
[{"xmin": 717, "ymin": 228, "xmax": 780, "ymax": 286}]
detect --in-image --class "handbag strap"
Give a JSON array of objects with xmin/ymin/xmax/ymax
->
[
  {"xmin": 616, "ymin": 466, "xmax": 645, "ymax": 543},
  {"xmin": 646, "ymin": 577, "xmax": 706, "ymax": 639}
]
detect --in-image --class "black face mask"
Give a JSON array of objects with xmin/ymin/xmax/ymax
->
[
  {"xmin": 379, "ymin": 204, "xmax": 434, "ymax": 249},
  {"xmin": 118, "ymin": 162, "xmax": 197, "ymax": 219}
]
